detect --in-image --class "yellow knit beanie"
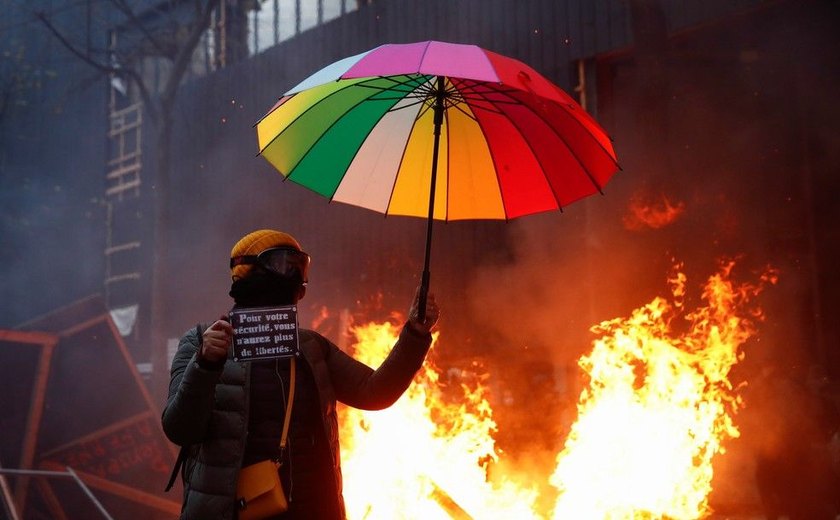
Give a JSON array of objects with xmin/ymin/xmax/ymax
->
[{"xmin": 230, "ymin": 229, "xmax": 302, "ymax": 280}]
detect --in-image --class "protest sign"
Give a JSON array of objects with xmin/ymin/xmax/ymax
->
[{"xmin": 229, "ymin": 305, "xmax": 299, "ymax": 362}]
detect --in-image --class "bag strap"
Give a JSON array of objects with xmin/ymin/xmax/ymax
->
[
  {"xmin": 165, "ymin": 446, "xmax": 187, "ymax": 492},
  {"xmin": 279, "ymin": 357, "xmax": 296, "ymax": 453}
]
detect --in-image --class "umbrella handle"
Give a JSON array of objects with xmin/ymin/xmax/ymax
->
[{"xmin": 418, "ymin": 270, "xmax": 430, "ymax": 322}]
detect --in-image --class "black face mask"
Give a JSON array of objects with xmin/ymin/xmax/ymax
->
[{"xmin": 229, "ymin": 271, "xmax": 303, "ymax": 307}]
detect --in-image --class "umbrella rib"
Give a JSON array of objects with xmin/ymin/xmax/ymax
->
[
  {"xmin": 415, "ymin": 100, "xmax": 433, "ymax": 122},
  {"xmin": 471, "ymin": 81, "xmax": 613, "ymax": 196},
  {"xmin": 383, "ymin": 106, "xmax": 423, "ymax": 219},
  {"xmin": 286, "ymin": 85, "xmax": 407, "ymax": 192},
  {"xmin": 487, "ymin": 83, "xmax": 568, "ymax": 212},
  {"xmin": 383, "ymin": 78, "xmax": 436, "ymax": 217},
  {"xmin": 503, "ymin": 80, "xmax": 620, "ymax": 172},
  {"xmin": 353, "ymin": 76, "xmax": 439, "ymax": 109},
  {"xmin": 447, "ymin": 100, "xmax": 479, "ymax": 123},
  {"xmin": 455, "ymin": 78, "xmax": 519, "ymax": 96},
  {"xmin": 454, "ymin": 86, "xmax": 513, "ymax": 221},
  {"xmin": 448, "ymin": 79, "xmax": 515, "ymax": 114},
  {"xmin": 387, "ymin": 97, "xmax": 430, "ymax": 113},
  {"xmin": 253, "ymin": 95, "xmax": 291, "ymax": 128},
  {"xmin": 327, "ymin": 106, "xmax": 394, "ymax": 205},
  {"xmin": 451, "ymin": 79, "xmax": 523, "ymax": 105},
  {"xmin": 507, "ymin": 91, "xmax": 606, "ymax": 195},
  {"xmin": 257, "ymin": 78, "xmax": 372, "ymax": 155},
  {"xmin": 549, "ymin": 101, "xmax": 621, "ymax": 171},
  {"xmin": 355, "ymin": 74, "xmax": 429, "ymax": 93},
  {"xmin": 473, "ymin": 93, "xmax": 566, "ymax": 212},
  {"xmin": 466, "ymin": 80, "xmax": 612, "ymax": 215},
  {"xmin": 442, "ymin": 83, "xmax": 482, "ymax": 122}
]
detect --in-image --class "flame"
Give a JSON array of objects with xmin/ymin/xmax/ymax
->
[
  {"xmin": 623, "ymin": 192, "xmax": 686, "ymax": 230},
  {"xmin": 339, "ymin": 320, "xmax": 540, "ymax": 520},
  {"xmin": 550, "ymin": 261, "xmax": 778, "ymax": 519},
  {"xmin": 335, "ymin": 261, "xmax": 776, "ymax": 519}
]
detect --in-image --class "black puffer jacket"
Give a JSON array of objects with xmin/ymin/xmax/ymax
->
[{"xmin": 162, "ymin": 325, "xmax": 431, "ymax": 520}]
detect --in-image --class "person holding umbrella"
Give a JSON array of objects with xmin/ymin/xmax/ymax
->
[{"xmin": 162, "ymin": 229, "xmax": 439, "ymax": 519}]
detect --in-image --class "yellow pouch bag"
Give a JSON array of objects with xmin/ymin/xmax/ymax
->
[
  {"xmin": 236, "ymin": 358, "xmax": 296, "ymax": 520},
  {"xmin": 236, "ymin": 459, "xmax": 287, "ymax": 520}
]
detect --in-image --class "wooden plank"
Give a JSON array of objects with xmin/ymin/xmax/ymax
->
[
  {"xmin": 39, "ymin": 462, "xmax": 180, "ymax": 516},
  {"xmin": 103, "ymin": 318, "xmax": 165, "ymax": 426},
  {"xmin": 39, "ymin": 412, "xmax": 155, "ymax": 460},
  {"xmin": 57, "ymin": 315, "xmax": 108, "ymax": 340},
  {"xmin": 15, "ymin": 295, "xmax": 108, "ymax": 334},
  {"xmin": 14, "ymin": 343, "xmax": 55, "ymax": 510},
  {"xmin": 33, "ymin": 477, "xmax": 69, "ymax": 520},
  {"xmin": 0, "ymin": 330, "xmax": 57, "ymax": 347}
]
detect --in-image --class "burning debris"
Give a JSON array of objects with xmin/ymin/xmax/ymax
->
[
  {"xmin": 551, "ymin": 261, "xmax": 777, "ymax": 519},
  {"xmin": 334, "ymin": 261, "xmax": 777, "ymax": 519},
  {"xmin": 338, "ymin": 321, "xmax": 540, "ymax": 520}
]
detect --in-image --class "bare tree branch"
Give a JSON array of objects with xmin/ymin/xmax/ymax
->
[
  {"xmin": 161, "ymin": 0, "xmax": 218, "ymax": 107},
  {"xmin": 35, "ymin": 11, "xmax": 158, "ymax": 121},
  {"xmin": 106, "ymin": 0, "xmax": 169, "ymax": 57}
]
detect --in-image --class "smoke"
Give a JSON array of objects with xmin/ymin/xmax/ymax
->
[
  {"xmin": 0, "ymin": 93, "xmax": 106, "ymax": 329},
  {"xmin": 468, "ymin": 210, "xmax": 612, "ymax": 366}
]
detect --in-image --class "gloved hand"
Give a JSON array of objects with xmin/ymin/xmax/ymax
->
[{"xmin": 408, "ymin": 286, "xmax": 440, "ymax": 335}]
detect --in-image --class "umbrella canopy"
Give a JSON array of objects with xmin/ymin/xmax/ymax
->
[
  {"xmin": 256, "ymin": 40, "xmax": 620, "ymax": 318},
  {"xmin": 256, "ymin": 40, "xmax": 619, "ymax": 221}
]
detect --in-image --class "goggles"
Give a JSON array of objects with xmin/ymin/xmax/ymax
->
[{"xmin": 230, "ymin": 246, "xmax": 310, "ymax": 283}]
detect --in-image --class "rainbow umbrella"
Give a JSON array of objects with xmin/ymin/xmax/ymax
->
[{"xmin": 256, "ymin": 41, "xmax": 619, "ymax": 317}]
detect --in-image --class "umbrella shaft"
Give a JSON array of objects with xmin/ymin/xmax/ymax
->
[{"xmin": 419, "ymin": 76, "xmax": 446, "ymax": 321}]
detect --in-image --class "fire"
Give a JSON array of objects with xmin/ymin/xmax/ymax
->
[
  {"xmin": 339, "ymin": 320, "xmax": 540, "ymax": 520},
  {"xmin": 335, "ymin": 261, "xmax": 775, "ymax": 519},
  {"xmin": 623, "ymin": 192, "xmax": 686, "ymax": 230},
  {"xmin": 550, "ymin": 261, "xmax": 778, "ymax": 519}
]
